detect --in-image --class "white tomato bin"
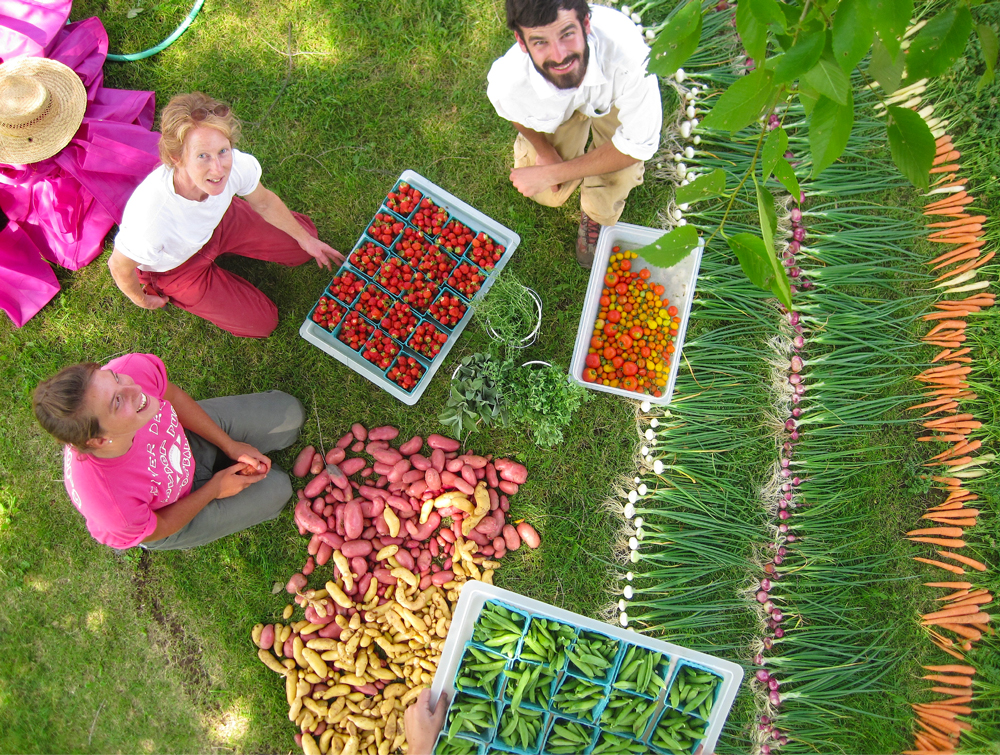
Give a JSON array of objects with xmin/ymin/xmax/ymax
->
[{"xmin": 570, "ymin": 223, "xmax": 702, "ymax": 405}]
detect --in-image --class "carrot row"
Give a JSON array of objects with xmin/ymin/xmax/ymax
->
[{"xmin": 909, "ymin": 131, "xmax": 993, "ymax": 754}]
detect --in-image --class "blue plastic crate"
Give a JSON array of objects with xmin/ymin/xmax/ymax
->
[
  {"xmin": 565, "ymin": 628, "xmax": 625, "ymax": 686},
  {"xmin": 426, "ymin": 287, "xmax": 470, "ymax": 332},
  {"xmin": 500, "ymin": 659, "xmax": 559, "ymax": 713},
  {"xmin": 518, "ymin": 616, "xmax": 575, "ymax": 671},
  {"xmin": 541, "ymin": 716, "xmax": 599, "ymax": 755},
  {"xmin": 345, "ymin": 234, "xmax": 392, "ymax": 279},
  {"xmin": 663, "ymin": 661, "xmax": 723, "ymax": 721},
  {"xmin": 548, "ymin": 674, "xmax": 609, "ymax": 725},
  {"xmin": 645, "ymin": 706, "xmax": 707, "ymax": 755},
  {"xmin": 444, "ymin": 692, "xmax": 503, "ymax": 745},
  {"xmin": 591, "ymin": 730, "xmax": 653, "ymax": 755},
  {"xmin": 454, "ymin": 643, "xmax": 510, "ymax": 702},
  {"xmin": 365, "ymin": 205, "xmax": 407, "ymax": 249},
  {"xmin": 611, "ymin": 644, "xmax": 671, "ymax": 701},
  {"xmin": 471, "ymin": 600, "xmax": 530, "ymax": 659},
  {"xmin": 445, "ymin": 257, "xmax": 490, "ymax": 302},
  {"xmin": 598, "ymin": 689, "xmax": 661, "ymax": 742},
  {"xmin": 434, "ymin": 729, "xmax": 486, "ymax": 755}
]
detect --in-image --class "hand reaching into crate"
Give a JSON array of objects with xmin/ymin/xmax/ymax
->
[{"xmin": 403, "ymin": 688, "xmax": 449, "ymax": 755}]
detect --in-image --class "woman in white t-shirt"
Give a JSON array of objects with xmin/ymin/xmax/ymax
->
[{"xmin": 108, "ymin": 92, "xmax": 343, "ymax": 338}]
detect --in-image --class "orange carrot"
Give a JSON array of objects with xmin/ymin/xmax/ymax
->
[
  {"xmin": 924, "ymin": 664, "xmax": 976, "ymax": 674},
  {"xmin": 916, "ymin": 703, "xmax": 973, "ymax": 715},
  {"xmin": 909, "ymin": 537, "xmax": 967, "ymax": 548},
  {"xmin": 921, "ymin": 674, "xmax": 974, "ymax": 687},
  {"xmin": 929, "ymin": 239, "xmax": 986, "ymax": 265},
  {"xmin": 926, "ymin": 190, "xmax": 968, "ymax": 209},
  {"xmin": 928, "ymin": 224, "xmax": 982, "ymax": 238},
  {"xmin": 922, "ymin": 606, "xmax": 983, "ymax": 622},
  {"xmin": 929, "ymin": 685, "xmax": 976, "ymax": 696},
  {"xmin": 929, "ymin": 695, "xmax": 973, "ymax": 705},
  {"xmin": 937, "ymin": 551, "xmax": 988, "ymax": 572},
  {"xmin": 925, "ymin": 518, "xmax": 978, "ymax": 527},
  {"xmin": 915, "ymin": 557, "xmax": 965, "ymax": 574},
  {"xmin": 925, "ymin": 581, "xmax": 972, "ymax": 588},
  {"xmin": 938, "ymin": 251, "xmax": 996, "ymax": 279},
  {"xmin": 928, "ymin": 236, "xmax": 980, "ymax": 244},
  {"xmin": 922, "ymin": 403, "xmax": 960, "ymax": 417},
  {"xmin": 947, "ymin": 589, "xmax": 989, "ymax": 602},
  {"xmin": 907, "ymin": 527, "xmax": 966, "ymax": 538},
  {"xmin": 932, "ymin": 250, "xmax": 984, "ymax": 271},
  {"xmin": 932, "ymin": 640, "xmax": 968, "ymax": 661},
  {"xmin": 927, "ymin": 215, "xmax": 985, "ymax": 228},
  {"xmin": 932, "ymin": 149, "xmax": 961, "ymax": 164},
  {"xmin": 938, "ymin": 590, "xmax": 971, "ymax": 602}
]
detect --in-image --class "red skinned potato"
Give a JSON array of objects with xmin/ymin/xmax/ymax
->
[
  {"xmin": 503, "ymin": 524, "xmax": 522, "ymax": 551},
  {"xmin": 316, "ymin": 543, "xmax": 333, "ymax": 566},
  {"xmin": 431, "ymin": 570, "xmax": 454, "ymax": 586},
  {"xmin": 303, "ymin": 470, "xmax": 331, "ymax": 499},
  {"xmin": 374, "ymin": 568, "xmax": 396, "ymax": 585},
  {"xmin": 302, "ymin": 556, "xmax": 316, "ymax": 575},
  {"xmin": 372, "ymin": 448, "xmax": 403, "ymax": 465},
  {"xmin": 424, "ymin": 468, "xmax": 442, "ymax": 491},
  {"xmin": 351, "ymin": 423, "xmax": 368, "ymax": 441},
  {"xmin": 310, "ymin": 453, "xmax": 324, "ymax": 475},
  {"xmin": 341, "ymin": 539, "xmax": 374, "ymax": 558},
  {"xmin": 294, "ymin": 501, "xmax": 327, "ymax": 535},
  {"xmin": 317, "ymin": 531, "xmax": 344, "ymax": 549},
  {"xmin": 495, "ymin": 459, "xmax": 528, "ymax": 484},
  {"xmin": 339, "ymin": 457, "xmax": 367, "ymax": 476},
  {"xmin": 369, "ymin": 425, "xmax": 399, "ymax": 441},
  {"xmin": 399, "ymin": 436, "xmax": 423, "ymax": 455},
  {"xmin": 516, "ymin": 522, "xmax": 540, "ymax": 549},
  {"xmin": 410, "ymin": 454, "xmax": 431, "ymax": 471},
  {"xmin": 499, "ymin": 480, "xmax": 519, "ymax": 495},
  {"xmin": 336, "ymin": 432, "xmax": 354, "ymax": 449},
  {"xmin": 430, "ymin": 449, "xmax": 445, "ymax": 472},
  {"xmin": 343, "ymin": 501, "xmax": 364, "ymax": 540},
  {"xmin": 305, "ymin": 604, "xmax": 336, "ymax": 625},
  {"xmin": 427, "ymin": 434, "xmax": 460, "ymax": 452},
  {"xmin": 394, "ymin": 549, "xmax": 415, "ymax": 571},
  {"xmin": 259, "ymin": 624, "xmax": 275, "ymax": 649},
  {"xmin": 475, "ymin": 516, "xmax": 501, "ymax": 539},
  {"xmin": 461, "ymin": 465, "xmax": 477, "ymax": 486},
  {"xmin": 292, "ymin": 446, "xmax": 315, "ymax": 478},
  {"xmin": 325, "ymin": 447, "xmax": 346, "ymax": 466},
  {"xmin": 286, "ymin": 572, "xmax": 308, "ymax": 593}
]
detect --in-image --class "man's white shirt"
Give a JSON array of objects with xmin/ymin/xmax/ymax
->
[{"xmin": 487, "ymin": 4, "xmax": 662, "ymax": 161}]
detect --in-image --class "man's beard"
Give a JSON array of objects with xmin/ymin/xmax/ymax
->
[{"xmin": 532, "ymin": 40, "xmax": 590, "ymax": 90}]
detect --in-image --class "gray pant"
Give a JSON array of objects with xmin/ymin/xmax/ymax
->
[{"xmin": 143, "ymin": 390, "xmax": 304, "ymax": 550}]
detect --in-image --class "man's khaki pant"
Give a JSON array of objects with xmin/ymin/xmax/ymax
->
[{"xmin": 513, "ymin": 108, "xmax": 645, "ymax": 227}]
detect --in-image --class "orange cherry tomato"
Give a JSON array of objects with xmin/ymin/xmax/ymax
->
[
  {"xmin": 583, "ymin": 367, "xmax": 598, "ymax": 383},
  {"xmin": 640, "ymin": 346, "xmax": 651, "ymax": 358},
  {"xmin": 653, "ymin": 284, "xmax": 665, "ymax": 296},
  {"xmin": 590, "ymin": 336, "xmax": 603, "ymax": 349},
  {"xmin": 600, "ymin": 295, "xmax": 611, "ymax": 307},
  {"xmin": 622, "ymin": 376, "xmax": 639, "ymax": 391},
  {"xmin": 629, "ymin": 326, "xmax": 644, "ymax": 340},
  {"xmin": 605, "ymin": 272, "xmax": 619, "ymax": 286},
  {"xmin": 668, "ymin": 305, "xmax": 678, "ymax": 316},
  {"xmin": 620, "ymin": 259, "xmax": 632, "ymax": 271},
  {"xmin": 603, "ymin": 322, "xmax": 619, "ymax": 337},
  {"xmin": 607, "ymin": 309, "xmax": 622, "ymax": 323},
  {"xmin": 639, "ymin": 268, "xmax": 651, "ymax": 279},
  {"xmin": 623, "ymin": 361, "xmax": 638, "ymax": 376},
  {"xmin": 618, "ymin": 334, "xmax": 633, "ymax": 350},
  {"xmin": 603, "ymin": 346, "xmax": 617, "ymax": 360}
]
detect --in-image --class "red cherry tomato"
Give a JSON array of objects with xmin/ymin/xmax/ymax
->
[
  {"xmin": 590, "ymin": 336, "xmax": 603, "ymax": 349},
  {"xmin": 585, "ymin": 353, "xmax": 601, "ymax": 369},
  {"xmin": 600, "ymin": 296, "xmax": 611, "ymax": 307},
  {"xmin": 639, "ymin": 268, "xmax": 651, "ymax": 279},
  {"xmin": 603, "ymin": 346, "xmax": 617, "ymax": 360},
  {"xmin": 653, "ymin": 284, "xmax": 665, "ymax": 296},
  {"xmin": 612, "ymin": 356, "xmax": 624, "ymax": 369},
  {"xmin": 618, "ymin": 334, "xmax": 633, "ymax": 350},
  {"xmin": 615, "ymin": 283, "xmax": 629, "ymax": 296},
  {"xmin": 607, "ymin": 309, "xmax": 622, "ymax": 323},
  {"xmin": 620, "ymin": 259, "xmax": 632, "ymax": 271},
  {"xmin": 629, "ymin": 326, "xmax": 644, "ymax": 340},
  {"xmin": 668, "ymin": 305, "xmax": 679, "ymax": 316},
  {"xmin": 622, "ymin": 376, "xmax": 639, "ymax": 391},
  {"xmin": 603, "ymin": 322, "xmax": 619, "ymax": 337},
  {"xmin": 583, "ymin": 367, "xmax": 598, "ymax": 383},
  {"xmin": 623, "ymin": 362, "xmax": 638, "ymax": 376},
  {"xmin": 605, "ymin": 272, "xmax": 619, "ymax": 286}
]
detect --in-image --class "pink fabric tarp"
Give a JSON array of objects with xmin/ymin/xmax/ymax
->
[{"xmin": 0, "ymin": 2, "xmax": 160, "ymax": 326}]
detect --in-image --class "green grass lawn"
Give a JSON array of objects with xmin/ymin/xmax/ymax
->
[{"xmin": 0, "ymin": 1, "xmax": 680, "ymax": 751}]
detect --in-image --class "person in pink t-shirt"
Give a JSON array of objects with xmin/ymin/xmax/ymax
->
[{"xmin": 32, "ymin": 353, "xmax": 304, "ymax": 550}]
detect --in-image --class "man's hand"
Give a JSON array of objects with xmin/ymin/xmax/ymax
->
[
  {"xmin": 212, "ymin": 462, "xmax": 267, "ymax": 498},
  {"xmin": 300, "ymin": 236, "xmax": 343, "ymax": 270},
  {"xmin": 510, "ymin": 164, "xmax": 564, "ymax": 198},
  {"xmin": 403, "ymin": 688, "xmax": 448, "ymax": 755},
  {"xmin": 225, "ymin": 441, "xmax": 272, "ymax": 476},
  {"xmin": 137, "ymin": 291, "xmax": 170, "ymax": 309}
]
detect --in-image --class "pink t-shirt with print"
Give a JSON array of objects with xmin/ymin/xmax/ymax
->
[{"xmin": 63, "ymin": 353, "xmax": 195, "ymax": 549}]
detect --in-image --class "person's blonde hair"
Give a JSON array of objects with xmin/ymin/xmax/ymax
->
[{"xmin": 157, "ymin": 92, "xmax": 241, "ymax": 167}]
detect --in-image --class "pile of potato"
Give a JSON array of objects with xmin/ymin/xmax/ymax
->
[{"xmin": 252, "ymin": 426, "xmax": 540, "ymax": 755}]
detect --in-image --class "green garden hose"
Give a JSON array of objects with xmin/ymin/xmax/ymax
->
[{"xmin": 105, "ymin": 0, "xmax": 204, "ymax": 62}]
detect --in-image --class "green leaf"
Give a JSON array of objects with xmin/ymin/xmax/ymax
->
[
  {"xmin": 727, "ymin": 233, "xmax": 774, "ymax": 290},
  {"xmin": 832, "ymin": 0, "xmax": 874, "ymax": 72},
  {"xmin": 802, "ymin": 56, "xmax": 850, "ymax": 105},
  {"xmin": 868, "ymin": 0, "xmax": 913, "ymax": 58},
  {"xmin": 648, "ymin": 1, "xmax": 702, "ymax": 77},
  {"xmin": 737, "ymin": 0, "xmax": 767, "ymax": 61},
  {"xmin": 797, "ymin": 79, "xmax": 821, "ymax": 115},
  {"xmin": 773, "ymin": 157, "xmax": 802, "ymax": 203},
  {"xmin": 809, "ymin": 90, "xmax": 854, "ymax": 176},
  {"xmin": 700, "ymin": 68, "xmax": 775, "ymax": 133},
  {"xmin": 749, "ymin": 0, "xmax": 787, "ymax": 31},
  {"xmin": 634, "ymin": 226, "xmax": 699, "ymax": 269},
  {"xmin": 886, "ymin": 105, "xmax": 935, "ymax": 190},
  {"xmin": 979, "ymin": 23, "xmax": 999, "ymax": 74},
  {"xmin": 761, "ymin": 127, "xmax": 788, "ymax": 179},
  {"xmin": 906, "ymin": 7, "xmax": 974, "ymax": 80},
  {"xmin": 868, "ymin": 36, "xmax": 904, "ymax": 94},
  {"xmin": 773, "ymin": 30, "xmax": 826, "ymax": 83},
  {"xmin": 674, "ymin": 168, "xmax": 725, "ymax": 204}
]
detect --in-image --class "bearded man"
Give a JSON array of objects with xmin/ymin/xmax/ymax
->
[{"xmin": 487, "ymin": 0, "xmax": 662, "ymax": 267}]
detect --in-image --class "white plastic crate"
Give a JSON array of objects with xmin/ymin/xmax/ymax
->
[
  {"xmin": 430, "ymin": 582, "xmax": 742, "ymax": 754},
  {"xmin": 570, "ymin": 223, "xmax": 702, "ymax": 405}
]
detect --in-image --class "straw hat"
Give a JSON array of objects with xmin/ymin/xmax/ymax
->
[{"xmin": 0, "ymin": 57, "xmax": 86, "ymax": 165}]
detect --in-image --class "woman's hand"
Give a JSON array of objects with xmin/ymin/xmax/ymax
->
[
  {"xmin": 212, "ymin": 462, "xmax": 266, "ymax": 498},
  {"xmin": 225, "ymin": 441, "xmax": 272, "ymax": 475},
  {"xmin": 300, "ymin": 236, "xmax": 344, "ymax": 269},
  {"xmin": 403, "ymin": 688, "xmax": 448, "ymax": 755}
]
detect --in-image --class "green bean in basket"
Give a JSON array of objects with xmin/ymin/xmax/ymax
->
[
  {"xmin": 669, "ymin": 666, "xmax": 721, "ymax": 720},
  {"xmin": 503, "ymin": 660, "xmax": 557, "ymax": 709},
  {"xmin": 591, "ymin": 731, "xmax": 652, "ymax": 754},
  {"xmin": 543, "ymin": 719, "xmax": 595, "ymax": 754},
  {"xmin": 435, "ymin": 736, "xmax": 480, "ymax": 755},
  {"xmin": 519, "ymin": 618, "xmax": 574, "ymax": 667},
  {"xmin": 446, "ymin": 692, "xmax": 497, "ymax": 740},
  {"xmin": 456, "ymin": 646, "xmax": 507, "ymax": 698},
  {"xmin": 567, "ymin": 631, "xmax": 619, "ymax": 680},
  {"xmin": 472, "ymin": 603, "xmax": 525, "ymax": 657},
  {"xmin": 600, "ymin": 690, "xmax": 659, "ymax": 739},
  {"xmin": 551, "ymin": 676, "xmax": 605, "ymax": 722},
  {"xmin": 497, "ymin": 704, "xmax": 545, "ymax": 751},
  {"xmin": 613, "ymin": 645, "xmax": 667, "ymax": 697},
  {"xmin": 651, "ymin": 709, "xmax": 707, "ymax": 755}
]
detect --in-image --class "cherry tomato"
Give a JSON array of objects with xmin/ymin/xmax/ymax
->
[
  {"xmin": 583, "ymin": 367, "xmax": 598, "ymax": 383},
  {"xmin": 629, "ymin": 326, "xmax": 644, "ymax": 340},
  {"xmin": 600, "ymin": 296, "xmax": 611, "ymax": 307},
  {"xmin": 612, "ymin": 357, "xmax": 624, "ymax": 369},
  {"xmin": 618, "ymin": 334, "xmax": 633, "ymax": 350},
  {"xmin": 603, "ymin": 346, "xmax": 617, "ymax": 360},
  {"xmin": 623, "ymin": 362, "xmax": 638, "ymax": 376},
  {"xmin": 590, "ymin": 336, "xmax": 603, "ymax": 349},
  {"xmin": 620, "ymin": 259, "xmax": 632, "ymax": 271},
  {"xmin": 607, "ymin": 309, "xmax": 622, "ymax": 323},
  {"xmin": 653, "ymin": 284, "xmax": 665, "ymax": 296},
  {"xmin": 603, "ymin": 322, "xmax": 619, "ymax": 337},
  {"xmin": 585, "ymin": 353, "xmax": 601, "ymax": 369},
  {"xmin": 668, "ymin": 305, "xmax": 678, "ymax": 316},
  {"xmin": 622, "ymin": 376, "xmax": 639, "ymax": 391},
  {"xmin": 615, "ymin": 283, "xmax": 629, "ymax": 295},
  {"xmin": 605, "ymin": 272, "xmax": 619, "ymax": 286},
  {"xmin": 639, "ymin": 268, "xmax": 651, "ymax": 279},
  {"xmin": 641, "ymin": 346, "xmax": 651, "ymax": 358}
]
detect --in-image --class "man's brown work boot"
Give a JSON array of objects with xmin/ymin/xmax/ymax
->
[{"xmin": 576, "ymin": 210, "xmax": 601, "ymax": 268}]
